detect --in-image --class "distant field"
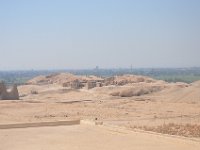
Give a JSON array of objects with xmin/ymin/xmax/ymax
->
[{"xmin": 153, "ymin": 75, "xmax": 200, "ymax": 83}]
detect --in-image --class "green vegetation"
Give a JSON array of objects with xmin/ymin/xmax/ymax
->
[{"xmin": 153, "ymin": 75, "xmax": 200, "ymax": 83}]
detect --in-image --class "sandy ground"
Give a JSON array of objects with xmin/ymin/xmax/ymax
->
[
  {"xmin": 1, "ymin": 124, "xmax": 200, "ymax": 150},
  {"xmin": 1, "ymin": 75, "xmax": 200, "ymax": 149},
  {"xmin": 1, "ymin": 86, "xmax": 200, "ymax": 126}
]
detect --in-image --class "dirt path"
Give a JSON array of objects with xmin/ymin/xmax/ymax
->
[{"xmin": 0, "ymin": 124, "xmax": 199, "ymax": 150}]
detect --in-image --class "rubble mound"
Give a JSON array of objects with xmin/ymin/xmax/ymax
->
[
  {"xmin": 105, "ymin": 74, "xmax": 156, "ymax": 86},
  {"xmin": 26, "ymin": 73, "xmax": 77, "ymax": 85},
  {"xmin": 110, "ymin": 85, "xmax": 163, "ymax": 97},
  {"xmin": 27, "ymin": 73, "xmax": 103, "ymax": 85}
]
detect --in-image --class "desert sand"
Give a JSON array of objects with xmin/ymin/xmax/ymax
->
[
  {"xmin": 0, "ymin": 73, "xmax": 200, "ymax": 149},
  {"xmin": 1, "ymin": 123, "xmax": 200, "ymax": 150}
]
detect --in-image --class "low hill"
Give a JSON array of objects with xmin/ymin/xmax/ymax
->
[{"xmin": 26, "ymin": 73, "xmax": 103, "ymax": 85}]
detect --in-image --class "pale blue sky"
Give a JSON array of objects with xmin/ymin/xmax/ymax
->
[{"xmin": 0, "ymin": 0, "xmax": 200, "ymax": 70}]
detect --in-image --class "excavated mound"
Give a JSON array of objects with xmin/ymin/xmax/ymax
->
[
  {"xmin": 25, "ymin": 73, "xmax": 200, "ymax": 102},
  {"xmin": 104, "ymin": 74, "xmax": 156, "ymax": 86},
  {"xmin": 27, "ymin": 73, "xmax": 167, "ymax": 96},
  {"xmin": 106, "ymin": 80, "xmax": 191, "ymax": 98},
  {"xmin": 26, "ymin": 73, "xmax": 77, "ymax": 85},
  {"xmin": 26, "ymin": 73, "xmax": 103, "ymax": 85},
  {"xmin": 93, "ymin": 75, "xmax": 167, "ymax": 97},
  {"xmin": 27, "ymin": 73, "xmax": 155, "ymax": 86}
]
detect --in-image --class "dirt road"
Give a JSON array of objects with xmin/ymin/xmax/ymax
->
[{"xmin": 0, "ymin": 123, "xmax": 199, "ymax": 150}]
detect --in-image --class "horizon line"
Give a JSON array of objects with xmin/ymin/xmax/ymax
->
[{"xmin": 0, "ymin": 67, "xmax": 200, "ymax": 72}]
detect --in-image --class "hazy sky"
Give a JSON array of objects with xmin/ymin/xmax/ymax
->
[{"xmin": 0, "ymin": 0, "xmax": 200, "ymax": 70}]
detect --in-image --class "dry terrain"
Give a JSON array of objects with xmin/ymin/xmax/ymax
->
[{"xmin": 1, "ymin": 73, "xmax": 200, "ymax": 149}]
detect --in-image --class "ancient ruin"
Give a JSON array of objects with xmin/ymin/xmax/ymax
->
[
  {"xmin": 63, "ymin": 80, "xmax": 84, "ymax": 89},
  {"xmin": 0, "ymin": 82, "xmax": 19, "ymax": 100},
  {"xmin": 86, "ymin": 81, "xmax": 97, "ymax": 89}
]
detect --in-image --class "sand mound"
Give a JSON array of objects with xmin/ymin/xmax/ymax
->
[
  {"xmin": 150, "ymin": 81, "xmax": 200, "ymax": 103},
  {"xmin": 110, "ymin": 86, "xmax": 163, "ymax": 97},
  {"xmin": 27, "ymin": 73, "xmax": 200, "ymax": 102},
  {"xmin": 192, "ymin": 80, "xmax": 200, "ymax": 87},
  {"xmin": 27, "ymin": 73, "xmax": 157, "ymax": 86},
  {"xmin": 27, "ymin": 73, "xmax": 77, "ymax": 85},
  {"xmin": 26, "ymin": 75, "xmax": 48, "ymax": 85},
  {"xmin": 104, "ymin": 74, "xmax": 156, "ymax": 86},
  {"xmin": 27, "ymin": 73, "xmax": 103, "ymax": 85},
  {"xmin": 169, "ymin": 84, "xmax": 200, "ymax": 103}
]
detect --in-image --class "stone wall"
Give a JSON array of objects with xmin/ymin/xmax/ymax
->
[{"xmin": 0, "ymin": 82, "xmax": 19, "ymax": 100}]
